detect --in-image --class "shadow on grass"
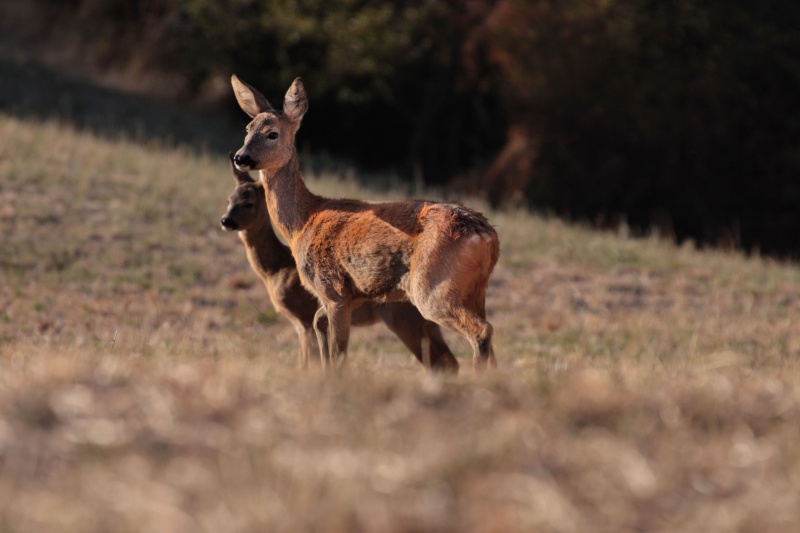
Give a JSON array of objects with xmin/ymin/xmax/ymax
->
[
  {"xmin": 0, "ymin": 55, "xmax": 241, "ymax": 153},
  {"xmin": 0, "ymin": 54, "xmax": 435, "ymax": 198}
]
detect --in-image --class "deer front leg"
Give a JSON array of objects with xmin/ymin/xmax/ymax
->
[
  {"xmin": 313, "ymin": 307, "xmax": 330, "ymax": 368},
  {"xmin": 325, "ymin": 301, "xmax": 351, "ymax": 369}
]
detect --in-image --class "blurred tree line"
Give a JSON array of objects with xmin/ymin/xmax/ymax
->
[{"xmin": 8, "ymin": 0, "xmax": 800, "ymax": 255}]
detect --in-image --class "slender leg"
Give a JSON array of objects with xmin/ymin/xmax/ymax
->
[
  {"xmin": 417, "ymin": 300, "xmax": 496, "ymax": 373},
  {"xmin": 471, "ymin": 320, "xmax": 496, "ymax": 372},
  {"xmin": 326, "ymin": 301, "xmax": 351, "ymax": 368},
  {"xmin": 303, "ymin": 327, "xmax": 320, "ymax": 366},
  {"xmin": 289, "ymin": 319, "xmax": 312, "ymax": 369},
  {"xmin": 313, "ymin": 307, "xmax": 330, "ymax": 368},
  {"xmin": 446, "ymin": 314, "xmax": 495, "ymax": 372},
  {"xmin": 424, "ymin": 321, "xmax": 460, "ymax": 373},
  {"xmin": 296, "ymin": 326, "xmax": 309, "ymax": 369},
  {"xmin": 378, "ymin": 304, "xmax": 459, "ymax": 373}
]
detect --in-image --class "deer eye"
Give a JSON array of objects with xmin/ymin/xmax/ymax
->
[
  {"xmin": 243, "ymin": 202, "xmax": 256, "ymax": 209},
  {"xmin": 267, "ymin": 132, "xmax": 279, "ymax": 140}
]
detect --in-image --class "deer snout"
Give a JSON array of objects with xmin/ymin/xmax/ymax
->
[
  {"xmin": 220, "ymin": 216, "xmax": 239, "ymax": 231},
  {"xmin": 233, "ymin": 153, "xmax": 257, "ymax": 170}
]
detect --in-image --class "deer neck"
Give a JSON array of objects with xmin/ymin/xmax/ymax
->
[
  {"xmin": 238, "ymin": 218, "xmax": 293, "ymax": 278},
  {"xmin": 259, "ymin": 155, "xmax": 320, "ymax": 241}
]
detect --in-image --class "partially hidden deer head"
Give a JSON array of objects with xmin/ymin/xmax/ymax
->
[{"xmin": 220, "ymin": 152, "xmax": 268, "ymax": 232}]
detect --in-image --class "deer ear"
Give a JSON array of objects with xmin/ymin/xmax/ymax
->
[
  {"xmin": 231, "ymin": 75, "xmax": 273, "ymax": 118},
  {"xmin": 283, "ymin": 77, "xmax": 308, "ymax": 123},
  {"xmin": 229, "ymin": 152, "xmax": 255, "ymax": 184}
]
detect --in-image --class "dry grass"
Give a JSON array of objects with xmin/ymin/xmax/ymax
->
[{"xmin": 2, "ymin": 114, "xmax": 800, "ymax": 532}]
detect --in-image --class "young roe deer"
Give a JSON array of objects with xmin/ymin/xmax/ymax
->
[
  {"xmin": 231, "ymin": 75, "xmax": 500, "ymax": 371},
  {"xmin": 220, "ymin": 153, "xmax": 459, "ymax": 372}
]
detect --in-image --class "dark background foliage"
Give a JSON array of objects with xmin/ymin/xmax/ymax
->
[{"xmin": 2, "ymin": 0, "xmax": 799, "ymax": 255}]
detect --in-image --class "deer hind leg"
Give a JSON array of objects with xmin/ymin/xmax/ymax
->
[
  {"xmin": 416, "ymin": 291, "xmax": 496, "ymax": 373},
  {"xmin": 448, "ymin": 309, "xmax": 495, "ymax": 372},
  {"xmin": 462, "ymin": 285, "xmax": 497, "ymax": 371}
]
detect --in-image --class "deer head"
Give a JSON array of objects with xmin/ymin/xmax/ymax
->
[
  {"xmin": 231, "ymin": 75, "xmax": 308, "ymax": 173},
  {"xmin": 220, "ymin": 152, "xmax": 268, "ymax": 232}
]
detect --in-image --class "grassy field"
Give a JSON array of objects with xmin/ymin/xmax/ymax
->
[{"xmin": 2, "ymin": 113, "xmax": 800, "ymax": 532}]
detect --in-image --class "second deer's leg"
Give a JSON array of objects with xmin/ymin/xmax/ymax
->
[
  {"xmin": 288, "ymin": 318, "xmax": 313, "ymax": 369},
  {"xmin": 424, "ymin": 321, "xmax": 460, "ymax": 373},
  {"xmin": 295, "ymin": 324, "xmax": 310, "ymax": 369},
  {"xmin": 377, "ymin": 303, "xmax": 459, "ymax": 373}
]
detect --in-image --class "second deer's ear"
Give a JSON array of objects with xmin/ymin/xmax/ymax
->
[
  {"xmin": 229, "ymin": 152, "xmax": 255, "ymax": 184},
  {"xmin": 231, "ymin": 75, "xmax": 273, "ymax": 118},
  {"xmin": 283, "ymin": 77, "xmax": 308, "ymax": 123}
]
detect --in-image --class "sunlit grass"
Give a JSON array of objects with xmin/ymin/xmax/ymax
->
[{"xmin": 2, "ymin": 114, "xmax": 800, "ymax": 531}]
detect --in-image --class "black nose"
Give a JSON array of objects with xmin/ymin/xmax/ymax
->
[
  {"xmin": 220, "ymin": 216, "xmax": 238, "ymax": 230},
  {"xmin": 233, "ymin": 153, "xmax": 256, "ymax": 169}
]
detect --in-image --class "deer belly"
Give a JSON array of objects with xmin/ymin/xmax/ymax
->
[{"xmin": 344, "ymin": 250, "xmax": 410, "ymax": 300}]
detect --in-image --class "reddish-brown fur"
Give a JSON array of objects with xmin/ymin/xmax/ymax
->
[
  {"xmin": 220, "ymin": 154, "xmax": 459, "ymax": 372},
  {"xmin": 231, "ymin": 75, "xmax": 500, "ymax": 370}
]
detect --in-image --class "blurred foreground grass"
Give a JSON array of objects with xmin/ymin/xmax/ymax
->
[{"xmin": 1, "ymin": 115, "xmax": 800, "ymax": 532}]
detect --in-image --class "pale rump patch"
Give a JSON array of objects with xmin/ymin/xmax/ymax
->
[{"xmin": 458, "ymin": 234, "xmax": 493, "ymax": 269}]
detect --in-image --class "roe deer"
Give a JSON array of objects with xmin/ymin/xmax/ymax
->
[
  {"xmin": 231, "ymin": 75, "xmax": 499, "ymax": 371},
  {"xmin": 220, "ymin": 153, "xmax": 459, "ymax": 372}
]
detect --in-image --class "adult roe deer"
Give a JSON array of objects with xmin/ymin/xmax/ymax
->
[
  {"xmin": 231, "ymin": 75, "xmax": 500, "ymax": 371},
  {"xmin": 220, "ymin": 153, "xmax": 459, "ymax": 371}
]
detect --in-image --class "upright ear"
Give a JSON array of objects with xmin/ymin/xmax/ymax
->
[
  {"xmin": 229, "ymin": 151, "xmax": 255, "ymax": 184},
  {"xmin": 231, "ymin": 75, "xmax": 272, "ymax": 118},
  {"xmin": 283, "ymin": 77, "xmax": 308, "ymax": 123}
]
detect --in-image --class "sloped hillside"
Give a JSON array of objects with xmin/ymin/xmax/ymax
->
[{"xmin": 1, "ymin": 115, "xmax": 800, "ymax": 532}]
